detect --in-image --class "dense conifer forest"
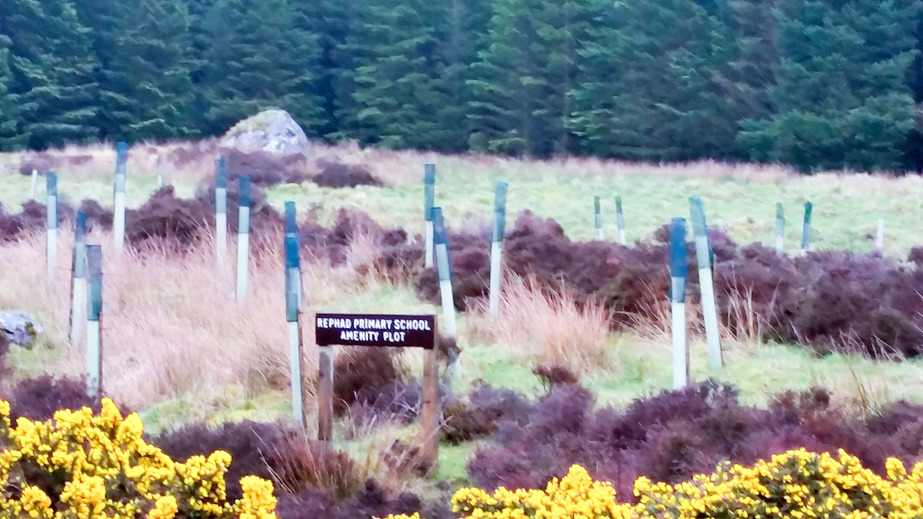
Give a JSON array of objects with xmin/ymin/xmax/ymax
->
[{"xmin": 1, "ymin": 0, "xmax": 922, "ymax": 172}]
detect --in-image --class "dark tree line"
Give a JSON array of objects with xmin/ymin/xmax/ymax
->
[{"xmin": 0, "ymin": 0, "xmax": 922, "ymax": 172}]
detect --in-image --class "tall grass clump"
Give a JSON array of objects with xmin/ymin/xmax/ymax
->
[{"xmin": 466, "ymin": 275, "xmax": 615, "ymax": 376}]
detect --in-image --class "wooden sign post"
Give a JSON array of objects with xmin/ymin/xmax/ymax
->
[
  {"xmin": 615, "ymin": 196, "xmax": 626, "ymax": 245},
  {"xmin": 113, "ymin": 142, "xmax": 128, "ymax": 252},
  {"xmin": 315, "ymin": 313, "xmax": 440, "ymax": 467},
  {"xmin": 215, "ymin": 158, "xmax": 228, "ymax": 267},
  {"xmin": 801, "ymin": 201, "xmax": 812, "ymax": 253},
  {"xmin": 424, "ymin": 164, "xmax": 435, "ymax": 269},
  {"xmin": 70, "ymin": 211, "xmax": 87, "ymax": 350},
  {"xmin": 689, "ymin": 197, "xmax": 722, "ymax": 370},
  {"xmin": 670, "ymin": 218, "xmax": 688, "ymax": 389},
  {"xmin": 489, "ymin": 181, "xmax": 508, "ymax": 315},
  {"xmin": 46, "ymin": 172, "xmax": 58, "ymax": 279},
  {"xmin": 776, "ymin": 203, "xmax": 785, "ymax": 252},
  {"xmin": 235, "ymin": 175, "xmax": 251, "ymax": 304},
  {"xmin": 284, "ymin": 202, "xmax": 305, "ymax": 429},
  {"xmin": 594, "ymin": 196, "xmax": 603, "ymax": 240},
  {"xmin": 86, "ymin": 245, "xmax": 103, "ymax": 400}
]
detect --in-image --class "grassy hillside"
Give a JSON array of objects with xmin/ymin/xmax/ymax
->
[{"xmin": 2, "ymin": 140, "xmax": 923, "ymax": 494}]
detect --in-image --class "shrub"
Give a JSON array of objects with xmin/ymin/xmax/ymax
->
[
  {"xmin": 2, "ymin": 376, "xmax": 100, "ymax": 422},
  {"xmin": 467, "ymin": 381, "xmax": 923, "ymax": 500},
  {"xmin": 448, "ymin": 451, "xmax": 923, "ymax": 519},
  {"xmin": 152, "ymin": 420, "xmax": 285, "ymax": 501},
  {"xmin": 313, "ymin": 159, "xmax": 382, "ymax": 188},
  {"xmin": 0, "ymin": 398, "xmax": 278, "ymax": 518},
  {"xmin": 126, "ymin": 186, "xmax": 215, "ymax": 253},
  {"xmin": 223, "ymin": 149, "xmax": 308, "ymax": 186}
]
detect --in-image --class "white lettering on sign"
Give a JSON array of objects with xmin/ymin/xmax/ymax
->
[
  {"xmin": 353, "ymin": 318, "xmax": 394, "ymax": 330},
  {"xmin": 340, "ymin": 330, "xmax": 380, "ymax": 342},
  {"xmin": 394, "ymin": 319, "xmax": 432, "ymax": 331},
  {"xmin": 383, "ymin": 331, "xmax": 406, "ymax": 342},
  {"xmin": 318, "ymin": 318, "xmax": 352, "ymax": 329}
]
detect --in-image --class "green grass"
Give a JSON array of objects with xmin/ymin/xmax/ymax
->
[{"xmin": 5, "ymin": 148, "xmax": 923, "ymax": 490}]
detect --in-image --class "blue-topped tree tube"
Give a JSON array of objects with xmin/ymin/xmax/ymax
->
[
  {"xmin": 689, "ymin": 197, "xmax": 722, "ymax": 370},
  {"xmin": 489, "ymin": 181, "xmax": 508, "ymax": 315},
  {"xmin": 594, "ymin": 196, "xmax": 603, "ymax": 240},
  {"xmin": 776, "ymin": 203, "xmax": 785, "ymax": 252},
  {"xmin": 424, "ymin": 164, "xmax": 436, "ymax": 269},
  {"xmin": 670, "ymin": 217, "xmax": 688, "ymax": 389},
  {"xmin": 616, "ymin": 196, "xmax": 626, "ymax": 245},
  {"xmin": 46, "ymin": 172, "xmax": 58, "ymax": 279},
  {"xmin": 215, "ymin": 157, "xmax": 228, "ymax": 267},
  {"xmin": 433, "ymin": 207, "xmax": 456, "ymax": 338},
  {"xmin": 70, "ymin": 211, "xmax": 88, "ymax": 349},
  {"xmin": 284, "ymin": 202, "xmax": 304, "ymax": 429},
  {"xmin": 235, "ymin": 175, "xmax": 251, "ymax": 303},
  {"xmin": 801, "ymin": 201, "xmax": 813, "ymax": 253},
  {"xmin": 113, "ymin": 142, "xmax": 128, "ymax": 251},
  {"xmin": 86, "ymin": 245, "xmax": 103, "ymax": 400}
]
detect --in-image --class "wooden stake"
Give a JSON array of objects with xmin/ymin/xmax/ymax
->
[{"xmin": 420, "ymin": 324, "xmax": 440, "ymax": 469}]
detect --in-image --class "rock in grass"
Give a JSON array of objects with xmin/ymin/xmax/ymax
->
[
  {"xmin": 0, "ymin": 311, "xmax": 42, "ymax": 346},
  {"xmin": 219, "ymin": 109, "xmax": 309, "ymax": 156}
]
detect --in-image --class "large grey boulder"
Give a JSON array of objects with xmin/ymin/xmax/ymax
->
[
  {"xmin": 219, "ymin": 109, "xmax": 309, "ymax": 156},
  {"xmin": 0, "ymin": 310, "xmax": 43, "ymax": 346}
]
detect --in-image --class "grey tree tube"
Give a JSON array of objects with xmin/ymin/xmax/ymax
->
[
  {"xmin": 670, "ymin": 218, "xmax": 688, "ymax": 389},
  {"xmin": 424, "ymin": 164, "xmax": 435, "ymax": 269},
  {"xmin": 215, "ymin": 157, "xmax": 228, "ymax": 266},
  {"xmin": 46, "ymin": 172, "xmax": 58, "ymax": 279},
  {"xmin": 70, "ymin": 211, "xmax": 87, "ymax": 350},
  {"xmin": 489, "ymin": 181, "xmax": 508, "ymax": 315},
  {"xmin": 616, "ymin": 196, "xmax": 626, "ymax": 245},
  {"xmin": 86, "ymin": 245, "xmax": 103, "ymax": 400},
  {"xmin": 689, "ymin": 197, "xmax": 722, "ymax": 370},
  {"xmin": 776, "ymin": 203, "xmax": 785, "ymax": 252},
  {"xmin": 801, "ymin": 201, "xmax": 813, "ymax": 253},
  {"xmin": 30, "ymin": 169, "xmax": 37, "ymax": 199},
  {"xmin": 113, "ymin": 142, "xmax": 128, "ymax": 251},
  {"xmin": 235, "ymin": 176, "xmax": 252, "ymax": 304}
]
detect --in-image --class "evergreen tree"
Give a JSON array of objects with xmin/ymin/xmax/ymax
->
[
  {"xmin": 1, "ymin": 0, "xmax": 98, "ymax": 148},
  {"xmin": 0, "ymin": 35, "xmax": 22, "ymax": 150},
  {"xmin": 196, "ymin": 0, "xmax": 320, "ymax": 134},
  {"xmin": 570, "ymin": 0, "xmax": 737, "ymax": 160},
  {"xmin": 96, "ymin": 0, "xmax": 194, "ymax": 141},
  {"xmin": 739, "ymin": 0, "xmax": 918, "ymax": 172},
  {"xmin": 348, "ymin": 0, "xmax": 452, "ymax": 149},
  {"xmin": 468, "ymin": 0, "xmax": 584, "ymax": 157}
]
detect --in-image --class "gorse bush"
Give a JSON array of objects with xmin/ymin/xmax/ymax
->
[
  {"xmin": 467, "ymin": 382, "xmax": 923, "ymax": 499},
  {"xmin": 0, "ymin": 398, "xmax": 277, "ymax": 519},
  {"xmin": 435, "ymin": 450, "xmax": 923, "ymax": 519}
]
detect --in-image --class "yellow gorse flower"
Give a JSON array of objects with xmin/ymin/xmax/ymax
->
[
  {"xmin": 446, "ymin": 449, "xmax": 923, "ymax": 519},
  {"xmin": 0, "ymin": 398, "xmax": 278, "ymax": 519}
]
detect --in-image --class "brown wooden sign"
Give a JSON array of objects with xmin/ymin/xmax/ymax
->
[
  {"xmin": 313, "ymin": 312, "xmax": 440, "ymax": 471},
  {"xmin": 315, "ymin": 313, "xmax": 435, "ymax": 348}
]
